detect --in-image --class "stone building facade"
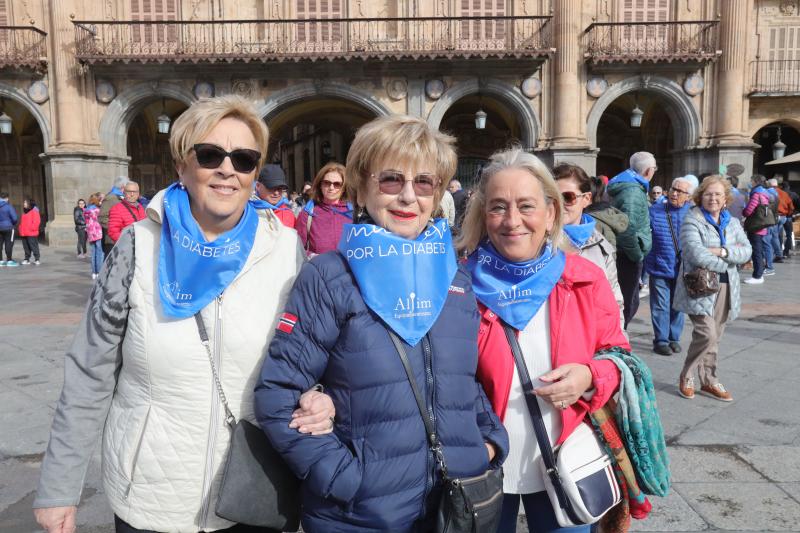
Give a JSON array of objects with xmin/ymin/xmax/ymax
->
[{"xmin": 0, "ymin": 0, "xmax": 798, "ymax": 244}]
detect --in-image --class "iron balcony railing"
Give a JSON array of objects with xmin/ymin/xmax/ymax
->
[
  {"xmin": 0, "ymin": 26, "xmax": 48, "ymax": 72},
  {"xmin": 72, "ymin": 16, "xmax": 553, "ymax": 64},
  {"xmin": 750, "ymin": 60, "xmax": 800, "ymax": 95},
  {"xmin": 584, "ymin": 20, "xmax": 719, "ymax": 63}
]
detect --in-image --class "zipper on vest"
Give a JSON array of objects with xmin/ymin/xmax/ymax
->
[
  {"xmin": 199, "ymin": 295, "xmax": 224, "ymax": 528},
  {"xmin": 123, "ymin": 409, "xmax": 151, "ymax": 500}
]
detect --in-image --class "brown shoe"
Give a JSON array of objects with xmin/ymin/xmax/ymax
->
[
  {"xmin": 679, "ymin": 376, "xmax": 695, "ymax": 399},
  {"xmin": 700, "ymin": 383, "xmax": 733, "ymax": 402}
]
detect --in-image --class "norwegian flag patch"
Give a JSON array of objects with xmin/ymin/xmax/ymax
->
[
  {"xmin": 277, "ymin": 312, "xmax": 298, "ymax": 334},
  {"xmin": 448, "ymin": 285, "xmax": 465, "ymax": 295}
]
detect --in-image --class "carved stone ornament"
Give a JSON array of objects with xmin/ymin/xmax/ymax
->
[
  {"xmin": 586, "ymin": 76, "xmax": 608, "ymax": 98},
  {"xmin": 193, "ymin": 81, "xmax": 215, "ymax": 99},
  {"xmin": 520, "ymin": 76, "xmax": 542, "ymax": 99},
  {"xmin": 95, "ymin": 80, "xmax": 116, "ymax": 103},
  {"xmin": 232, "ymin": 79, "xmax": 254, "ymax": 98},
  {"xmin": 425, "ymin": 79, "xmax": 445, "ymax": 100},
  {"xmin": 780, "ymin": 1, "xmax": 797, "ymax": 15},
  {"xmin": 386, "ymin": 78, "xmax": 408, "ymax": 100},
  {"xmin": 683, "ymin": 73, "xmax": 705, "ymax": 96},
  {"xmin": 28, "ymin": 80, "xmax": 49, "ymax": 104}
]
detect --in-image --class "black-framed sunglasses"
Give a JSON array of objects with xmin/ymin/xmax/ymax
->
[
  {"xmin": 371, "ymin": 171, "xmax": 439, "ymax": 197},
  {"xmin": 192, "ymin": 143, "xmax": 261, "ymax": 173}
]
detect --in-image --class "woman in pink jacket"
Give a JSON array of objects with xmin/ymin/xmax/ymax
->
[
  {"xmin": 294, "ymin": 162, "xmax": 352, "ymax": 257},
  {"xmin": 742, "ymin": 174, "xmax": 771, "ymax": 284},
  {"xmin": 84, "ymin": 192, "xmax": 105, "ymax": 279}
]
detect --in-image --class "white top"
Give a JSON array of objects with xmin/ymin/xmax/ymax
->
[{"xmin": 502, "ymin": 301, "xmax": 561, "ymax": 494}]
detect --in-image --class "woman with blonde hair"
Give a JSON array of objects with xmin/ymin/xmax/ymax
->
[
  {"xmin": 33, "ymin": 95, "xmax": 323, "ymax": 533},
  {"xmin": 674, "ymin": 175, "xmax": 751, "ymax": 402},
  {"xmin": 458, "ymin": 148, "xmax": 629, "ymax": 532},
  {"xmin": 295, "ymin": 161, "xmax": 352, "ymax": 256}
]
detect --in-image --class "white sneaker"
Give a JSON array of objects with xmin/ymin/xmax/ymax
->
[
  {"xmin": 91, "ymin": 273, "xmax": 98, "ymax": 280},
  {"xmin": 743, "ymin": 277, "xmax": 764, "ymax": 285},
  {"xmin": 21, "ymin": 260, "xmax": 30, "ymax": 265},
  {"xmin": 34, "ymin": 260, "xmax": 40, "ymax": 265}
]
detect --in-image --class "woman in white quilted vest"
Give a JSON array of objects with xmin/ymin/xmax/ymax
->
[{"xmin": 33, "ymin": 95, "xmax": 330, "ymax": 533}]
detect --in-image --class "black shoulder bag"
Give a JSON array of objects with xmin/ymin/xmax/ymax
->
[
  {"xmin": 387, "ymin": 332, "xmax": 504, "ymax": 533},
  {"xmin": 194, "ymin": 313, "xmax": 301, "ymax": 531}
]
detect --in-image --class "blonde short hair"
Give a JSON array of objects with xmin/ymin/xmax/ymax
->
[
  {"xmin": 693, "ymin": 174, "xmax": 734, "ymax": 208},
  {"xmin": 456, "ymin": 147, "xmax": 566, "ymax": 255},
  {"xmin": 169, "ymin": 95, "xmax": 269, "ymax": 169},
  {"xmin": 345, "ymin": 115, "xmax": 457, "ymax": 207}
]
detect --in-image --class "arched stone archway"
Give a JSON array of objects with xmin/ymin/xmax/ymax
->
[
  {"xmin": 99, "ymin": 82, "xmax": 196, "ymax": 157},
  {"xmin": 587, "ymin": 75, "xmax": 701, "ymax": 151},
  {"xmin": 259, "ymin": 81, "xmax": 392, "ymax": 123},
  {"xmin": 0, "ymin": 82, "xmax": 52, "ymax": 148},
  {"xmin": 427, "ymin": 78, "xmax": 540, "ymax": 150}
]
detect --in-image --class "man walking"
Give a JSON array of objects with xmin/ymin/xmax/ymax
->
[
  {"xmin": 107, "ymin": 181, "xmax": 145, "ymax": 243},
  {"xmin": 645, "ymin": 177, "xmax": 694, "ymax": 355},
  {"xmin": 607, "ymin": 151, "xmax": 656, "ymax": 328},
  {"xmin": 0, "ymin": 192, "xmax": 18, "ymax": 267}
]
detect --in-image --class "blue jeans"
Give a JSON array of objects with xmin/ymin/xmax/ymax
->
[
  {"xmin": 770, "ymin": 220, "xmax": 783, "ymax": 259},
  {"xmin": 761, "ymin": 232, "xmax": 774, "ymax": 269},
  {"xmin": 497, "ymin": 492, "xmax": 591, "ymax": 533},
  {"xmin": 748, "ymin": 232, "xmax": 764, "ymax": 279},
  {"xmin": 91, "ymin": 240, "xmax": 105, "ymax": 274},
  {"xmin": 649, "ymin": 275, "xmax": 684, "ymax": 346}
]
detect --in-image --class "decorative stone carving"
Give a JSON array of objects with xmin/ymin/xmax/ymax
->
[
  {"xmin": 193, "ymin": 81, "xmax": 215, "ymax": 99},
  {"xmin": 386, "ymin": 78, "xmax": 408, "ymax": 100},
  {"xmin": 780, "ymin": 1, "xmax": 797, "ymax": 15},
  {"xmin": 95, "ymin": 80, "xmax": 116, "ymax": 103},
  {"xmin": 232, "ymin": 79, "xmax": 255, "ymax": 98},
  {"xmin": 28, "ymin": 81, "xmax": 49, "ymax": 104},
  {"xmin": 586, "ymin": 76, "xmax": 608, "ymax": 98},
  {"xmin": 425, "ymin": 79, "xmax": 445, "ymax": 100},
  {"xmin": 683, "ymin": 73, "xmax": 705, "ymax": 96},
  {"xmin": 520, "ymin": 76, "xmax": 542, "ymax": 99}
]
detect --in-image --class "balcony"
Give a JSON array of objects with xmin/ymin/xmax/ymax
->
[
  {"xmin": 0, "ymin": 26, "xmax": 48, "ymax": 72},
  {"xmin": 750, "ymin": 60, "xmax": 800, "ymax": 96},
  {"xmin": 584, "ymin": 21, "xmax": 719, "ymax": 65},
  {"xmin": 72, "ymin": 16, "xmax": 553, "ymax": 65}
]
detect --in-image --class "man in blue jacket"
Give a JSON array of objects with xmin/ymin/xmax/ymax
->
[
  {"xmin": 644, "ymin": 177, "xmax": 694, "ymax": 355},
  {"xmin": 0, "ymin": 192, "xmax": 19, "ymax": 267}
]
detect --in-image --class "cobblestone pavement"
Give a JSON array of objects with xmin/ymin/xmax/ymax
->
[{"xmin": 1, "ymin": 246, "xmax": 799, "ymax": 532}]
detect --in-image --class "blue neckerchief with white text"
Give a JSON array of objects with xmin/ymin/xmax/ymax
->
[
  {"xmin": 700, "ymin": 207, "xmax": 731, "ymax": 246},
  {"xmin": 158, "ymin": 182, "xmax": 260, "ymax": 319},
  {"xmin": 467, "ymin": 241, "xmax": 566, "ymax": 331},
  {"xmin": 304, "ymin": 199, "xmax": 353, "ymax": 219},
  {"xmin": 337, "ymin": 219, "xmax": 457, "ymax": 346},
  {"xmin": 563, "ymin": 213, "xmax": 597, "ymax": 249}
]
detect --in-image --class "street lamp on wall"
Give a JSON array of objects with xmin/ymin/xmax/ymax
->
[
  {"xmin": 156, "ymin": 99, "xmax": 171, "ymax": 135},
  {"xmin": 630, "ymin": 103, "xmax": 644, "ymax": 129},
  {"xmin": 772, "ymin": 125, "xmax": 786, "ymax": 161},
  {"xmin": 475, "ymin": 109, "xmax": 487, "ymax": 130},
  {"xmin": 0, "ymin": 98, "xmax": 12, "ymax": 135}
]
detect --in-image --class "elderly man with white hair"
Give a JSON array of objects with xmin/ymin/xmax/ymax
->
[
  {"xmin": 767, "ymin": 177, "xmax": 786, "ymax": 264},
  {"xmin": 607, "ymin": 151, "xmax": 657, "ymax": 328},
  {"xmin": 644, "ymin": 176, "xmax": 695, "ymax": 355}
]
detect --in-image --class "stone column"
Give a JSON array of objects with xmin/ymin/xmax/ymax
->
[{"xmin": 713, "ymin": 0, "xmax": 758, "ymax": 176}]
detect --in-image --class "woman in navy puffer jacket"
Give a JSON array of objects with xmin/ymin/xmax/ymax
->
[{"xmin": 255, "ymin": 115, "xmax": 508, "ymax": 533}]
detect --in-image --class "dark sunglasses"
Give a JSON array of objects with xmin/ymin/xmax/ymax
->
[
  {"xmin": 372, "ymin": 171, "xmax": 439, "ymax": 197},
  {"xmin": 321, "ymin": 179, "xmax": 343, "ymax": 190},
  {"xmin": 192, "ymin": 143, "xmax": 261, "ymax": 173},
  {"xmin": 561, "ymin": 191, "xmax": 588, "ymax": 206}
]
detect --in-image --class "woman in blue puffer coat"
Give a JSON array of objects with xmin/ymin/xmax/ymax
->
[{"xmin": 254, "ymin": 115, "xmax": 509, "ymax": 533}]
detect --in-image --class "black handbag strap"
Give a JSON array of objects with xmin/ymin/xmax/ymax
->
[
  {"xmin": 501, "ymin": 323, "xmax": 582, "ymax": 523},
  {"xmin": 665, "ymin": 208, "xmax": 680, "ymax": 254},
  {"xmin": 387, "ymin": 331, "xmax": 448, "ymax": 478}
]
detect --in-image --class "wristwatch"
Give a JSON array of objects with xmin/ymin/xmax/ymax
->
[{"xmin": 720, "ymin": 247, "xmax": 728, "ymax": 258}]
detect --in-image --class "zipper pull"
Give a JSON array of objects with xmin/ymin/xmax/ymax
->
[{"xmin": 217, "ymin": 295, "xmax": 223, "ymax": 320}]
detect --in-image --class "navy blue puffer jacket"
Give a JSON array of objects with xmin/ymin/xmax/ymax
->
[
  {"xmin": 254, "ymin": 252, "xmax": 509, "ymax": 533},
  {"xmin": 644, "ymin": 201, "xmax": 691, "ymax": 279}
]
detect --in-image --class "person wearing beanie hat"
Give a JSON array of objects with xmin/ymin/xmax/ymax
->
[{"xmin": 256, "ymin": 164, "xmax": 296, "ymax": 228}]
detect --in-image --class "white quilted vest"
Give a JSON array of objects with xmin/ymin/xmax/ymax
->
[{"xmin": 102, "ymin": 191, "xmax": 304, "ymax": 532}]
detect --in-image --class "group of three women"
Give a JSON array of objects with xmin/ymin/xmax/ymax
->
[{"xmin": 35, "ymin": 95, "xmax": 629, "ymax": 533}]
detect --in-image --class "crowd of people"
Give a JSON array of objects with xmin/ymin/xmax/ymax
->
[{"xmin": 17, "ymin": 93, "xmax": 795, "ymax": 533}]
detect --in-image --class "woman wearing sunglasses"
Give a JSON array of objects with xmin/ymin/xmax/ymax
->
[
  {"xmin": 553, "ymin": 163, "xmax": 625, "ymax": 332},
  {"xmin": 34, "ymin": 95, "xmax": 324, "ymax": 533},
  {"xmin": 295, "ymin": 161, "xmax": 352, "ymax": 257},
  {"xmin": 255, "ymin": 115, "xmax": 509, "ymax": 532},
  {"xmin": 457, "ymin": 148, "xmax": 629, "ymax": 533}
]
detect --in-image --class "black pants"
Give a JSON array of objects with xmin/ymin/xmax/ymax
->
[
  {"xmin": 783, "ymin": 216, "xmax": 794, "ymax": 255},
  {"xmin": 76, "ymin": 227, "xmax": 87, "ymax": 254},
  {"xmin": 616, "ymin": 254, "xmax": 643, "ymax": 329},
  {"xmin": 22, "ymin": 236, "xmax": 40, "ymax": 261},
  {"xmin": 747, "ymin": 231, "xmax": 765, "ymax": 279},
  {"xmin": 0, "ymin": 229, "xmax": 13, "ymax": 261},
  {"xmin": 114, "ymin": 516, "xmax": 280, "ymax": 533}
]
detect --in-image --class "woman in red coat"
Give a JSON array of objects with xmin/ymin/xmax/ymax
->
[
  {"xmin": 19, "ymin": 198, "xmax": 42, "ymax": 265},
  {"xmin": 457, "ymin": 148, "xmax": 629, "ymax": 533}
]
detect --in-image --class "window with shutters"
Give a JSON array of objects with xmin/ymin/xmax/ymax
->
[
  {"xmin": 296, "ymin": 0, "xmax": 342, "ymax": 48},
  {"xmin": 618, "ymin": 0, "xmax": 670, "ymax": 48},
  {"xmin": 0, "ymin": 0, "xmax": 9, "ymax": 45},
  {"xmin": 459, "ymin": 0, "xmax": 507, "ymax": 47},
  {"xmin": 767, "ymin": 26, "xmax": 800, "ymax": 90},
  {"xmin": 131, "ymin": 0, "xmax": 178, "ymax": 45}
]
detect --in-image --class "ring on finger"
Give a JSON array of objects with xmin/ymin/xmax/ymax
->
[
  {"xmin": 329, "ymin": 416, "xmax": 335, "ymax": 429},
  {"xmin": 559, "ymin": 400, "xmax": 567, "ymax": 410}
]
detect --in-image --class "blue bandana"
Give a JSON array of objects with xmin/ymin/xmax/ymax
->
[
  {"xmin": 563, "ymin": 213, "xmax": 596, "ymax": 249},
  {"xmin": 700, "ymin": 207, "xmax": 730, "ymax": 246},
  {"xmin": 108, "ymin": 186, "xmax": 123, "ymax": 198},
  {"xmin": 337, "ymin": 219, "xmax": 457, "ymax": 346},
  {"xmin": 158, "ymin": 183, "xmax": 260, "ymax": 319},
  {"xmin": 304, "ymin": 199, "xmax": 353, "ymax": 219},
  {"xmin": 610, "ymin": 168, "xmax": 650, "ymax": 192},
  {"xmin": 467, "ymin": 241, "xmax": 566, "ymax": 331},
  {"xmin": 253, "ymin": 197, "xmax": 292, "ymax": 210}
]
